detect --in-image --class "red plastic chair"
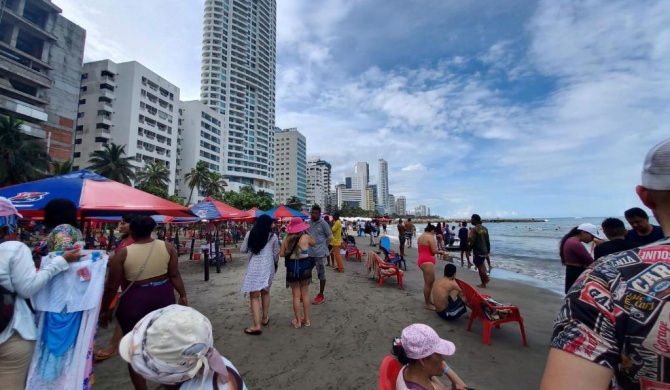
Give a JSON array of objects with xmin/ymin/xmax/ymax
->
[
  {"xmin": 345, "ymin": 243, "xmax": 363, "ymax": 261},
  {"xmin": 378, "ymin": 355, "xmax": 401, "ymax": 390},
  {"xmin": 373, "ymin": 252, "xmax": 403, "ymax": 289},
  {"xmin": 456, "ymin": 279, "xmax": 527, "ymax": 346}
]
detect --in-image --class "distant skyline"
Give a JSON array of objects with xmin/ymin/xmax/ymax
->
[{"xmin": 56, "ymin": 0, "xmax": 670, "ymax": 218}]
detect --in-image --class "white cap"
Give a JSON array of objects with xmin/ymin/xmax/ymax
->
[
  {"xmin": 578, "ymin": 223, "xmax": 606, "ymax": 240},
  {"xmin": 642, "ymin": 138, "xmax": 670, "ymax": 190}
]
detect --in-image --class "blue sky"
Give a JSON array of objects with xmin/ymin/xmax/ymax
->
[{"xmin": 56, "ymin": 0, "xmax": 670, "ymax": 218}]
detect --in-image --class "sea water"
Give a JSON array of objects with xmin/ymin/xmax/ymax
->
[{"xmin": 381, "ymin": 217, "xmax": 658, "ymax": 293}]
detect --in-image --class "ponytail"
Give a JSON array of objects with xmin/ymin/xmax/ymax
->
[{"xmin": 391, "ymin": 338, "xmax": 413, "ymax": 365}]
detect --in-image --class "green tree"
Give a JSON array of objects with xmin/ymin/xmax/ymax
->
[
  {"xmin": 221, "ymin": 186, "xmax": 273, "ymax": 210},
  {"xmin": 50, "ymin": 160, "xmax": 73, "ymax": 176},
  {"xmin": 138, "ymin": 183, "xmax": 168, "ymax": 199},
  {"xmin": 255, "ymin": 190, "xmax": 273, "ymax": 210},
  {"xmin": 184, "ymin": 161, "xmax": 210, "ymax": 205},
  {"xmin": 135, "ymin": 161, "xmax": 170, "ymax": 190},
  {"xmin": 168, "ymin": 194, "xmax": 186, "ymax": 206},
  {"xmin": 200, "ymin": 170, "xmax": 227, "ymax": 198},
  {"xmin": 0, "ymin": 115, "xmax": 49, "ymax": 186},
  {"xmin": 285, "ymin": 195, "xmax": 303, "ymax": 210},
  {"xmin": 86, "ymin": 143, "xmax": 135, "ymax": 185}
]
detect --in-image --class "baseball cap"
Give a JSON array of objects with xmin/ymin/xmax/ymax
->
[
  {"xmin": 577, "ymin": 223, "xmax": 606, "ymax": 240},
  {"xmin": 642, "ymin": 138, "xmax": 670, "ymax": 191},
  {"xmin": 400, "ymin": 323, "xmax": 456, "ymax": 359},
  {"xmin": 0, "ymin": 197, "xmax": 22, "ymax": 218}
]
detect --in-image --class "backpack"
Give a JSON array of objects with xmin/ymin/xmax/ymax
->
[{"xmin": 0, "ymin": 284, "xmax": 17, "ymax": 333}]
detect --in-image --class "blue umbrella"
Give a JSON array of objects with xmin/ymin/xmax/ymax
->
[{"xmin": 264, "ymin": 205, "xmax": 304, "ymax": 218}]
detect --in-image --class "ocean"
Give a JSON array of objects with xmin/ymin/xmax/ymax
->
[{"xmin": 381, "ymin": 217, "xmax": 658, "ymax": 294}]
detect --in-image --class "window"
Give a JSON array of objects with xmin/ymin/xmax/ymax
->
[
  {"xmin": 100, "ymin": 83, "xmax": 114, "ymax": 91},
  {"xmin": 77, "ymin": 112, "xmax": 84, "ymax": 118},
  {"xmin": 75, "ymin": 125, "xmax": 83, "ymax": 131},
  {"xmin": 80, "ymin": 86, "xmax": 87, "ymax": 92},
  {"xmin": 98, "ymin": 96, "xmax": 112, "ymax": 103},
  {"xmin": 74, "ymin": 138, "xmax": 82, "ymax": 145},
  {"xmin": 95, "ymin": 137, "xmax": 108, "ymax": 143},
  {"xmin": 81, "ymin": 73, "xmax": 88, "ymax": 80},
  {"xmin": 78, "ymin": 99, "xmax": 86, "ymax": 105},
  {"xmin": 73, "ymin": 152, "xmax": 81, "ymax": 158}
]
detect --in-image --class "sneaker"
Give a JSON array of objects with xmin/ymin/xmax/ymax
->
[{"xmin": 312, "ymin": 294, "xmax": 324, "ymax": 305}]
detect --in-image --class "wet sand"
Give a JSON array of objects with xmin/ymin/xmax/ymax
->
[{"xmin": 92, "ymin": 233, "xmax": 563, "ymax": 389}]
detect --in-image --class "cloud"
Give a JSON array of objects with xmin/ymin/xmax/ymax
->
[{"xmin": 401, "ymin": 164, "xmax": 426, "ymax": 172}]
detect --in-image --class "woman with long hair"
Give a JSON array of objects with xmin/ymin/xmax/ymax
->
[
  {"xmin": 435, "ymin": 222, "xmax": 444, "ymax": 250},
  {"xmin": 392, "ymin": 323, "xmax": 469, "ymax": 390},
  {"xmin": 95, "ymin": 214, "xmax": 136, "ymax": 362},
  {"xmin": 279, "ymin": 217, "xmax": 315, "ymax": 329},
  {"xmin": 99, "ymin": 216, "xmax": 188, "ymax": 390},
  {"xmin": 417, "ymin": 224, "xmax": 448, "ymax": 311},
  {"xmin": 240, "ymin": 214, "xmax": 279, "ymax": 335},
  {"xmin": 559, "ymin": 223, "xmax": 605, "ymax": 293}
]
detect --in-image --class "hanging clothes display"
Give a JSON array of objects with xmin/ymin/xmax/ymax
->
[{"xmin": 26, "ymin": 250, "xmax": 108, "ymax": 390}]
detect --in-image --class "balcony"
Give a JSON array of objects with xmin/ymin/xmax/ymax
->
[{"xmin": 3, "ymin": 8, "xmax": 57, "ymax": 41}]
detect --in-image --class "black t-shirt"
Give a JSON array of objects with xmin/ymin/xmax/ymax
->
[
  {"xmin": 626, "ymin": 225, "xmax": 665, "ymax": 246},
  {"xmin": 594, "ymin": 239, "xmax": 640, "ymax": 260},
  {"xmin": 458, "ymin": 227, "xmax": 468, "ymax": 241}
]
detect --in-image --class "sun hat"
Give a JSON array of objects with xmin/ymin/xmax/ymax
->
[
  {"xmin": 0, "ymin": 197, "xmax": 22, "ymax": 218},
  {"xmin": 286, "ymin": 216, "xmax": 309, "ymax": 234},
  {"xmin": 119, "ymin": 305, "xmax": 227, "ymax": 387},
  {"xmin": 642, "ymin": 138, "xmax": 670, "ymax": 191},
  {"xmin": 577, "ymin": 223, "xmax": 606, "ymax": 240},
  {"xmin": 400, "ymin": 323, "xmax": 456, "ymax": 359}
]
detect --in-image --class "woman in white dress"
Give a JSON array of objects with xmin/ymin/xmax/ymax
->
[{"xmin": 240, "ymin": 214, "xmax": 278, "ymax": 335}]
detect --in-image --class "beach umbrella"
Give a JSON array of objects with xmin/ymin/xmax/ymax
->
[
  {"xmin": 190, "ymin": 196, "xmax": 246, "ymax": 221},
  {"xmin": 264, "ymin": 205, "xmax": 304, "ymax": 219},
  {"xmin": 88, "ymin": 215, "xmax": 200, "ymax": 224},
  {"xmin": 0, "ymin": 170, "xmax": 194, "ymax": 218}
]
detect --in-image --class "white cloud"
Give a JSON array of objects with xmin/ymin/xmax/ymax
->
[{"xmin": 401, "ymin": 164, "xmax": 426, "ymax": 172}]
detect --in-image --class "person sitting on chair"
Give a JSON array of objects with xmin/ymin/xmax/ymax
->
[
  {"xmin": 392, "ymin": 323, "xmax": 469, "ymax": 390},
  {"xmin": 432, "ymin": 264, "xmax": 468, "ymax": 321}
]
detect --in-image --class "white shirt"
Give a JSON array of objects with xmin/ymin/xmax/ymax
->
[
  {"xmin": 0, "ymin": 241, "xmax": 69, "ymax": 344},
  {"xmin": 179, "ymin": 357, "xmax": 247, "ymax": 390}
]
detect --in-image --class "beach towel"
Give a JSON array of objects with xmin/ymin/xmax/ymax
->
[{"xmin": 26, "ymin": 251, "xmax": 108, "ymax": 390}]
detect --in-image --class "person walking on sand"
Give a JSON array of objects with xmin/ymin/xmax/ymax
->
[
  {"xmin": 542, "ymin": 138, "xmax": 670, "ymax": 389},
  {"xmin": 405, "ymin": 218, "xmax": 415, "ymax": 248},
  {"xmin": 397, "ymin": 219, "xmax": 407, "ymax": 259},
  {"xmin": 307, "ymin": 205, "xmax": 333, "ymax": 305},
  {"xmin": 468, "ymin": 214, "xmax": 491, "ymax": 288},
  {"xmin": 458, "ymin": 222, "xmax": 471, "ymax": 268},
  {"xmin": 329, "ymin": 213, "xmax": 344, "ymax": 273},
  {"xmin": 417, "ymin": 224, "xmax": 448, "ymax": 311},
  {"xmin": 280, "ymin": 218, "xmax": 316, "ymax": 328},
  {"xmin": 240, "ymin": 215, "xmax": 279, "ymax": 335}
]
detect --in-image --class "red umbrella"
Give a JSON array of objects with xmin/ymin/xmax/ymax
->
[
  {"xmin": 265, "ymin": 205, "xmax": 303, "ymax": 218},
  {"xmin": 190, "ymin": 197, "xmax": 246, "ymax": 221}
]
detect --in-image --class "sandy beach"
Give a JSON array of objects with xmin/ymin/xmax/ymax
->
[{"xmin": 92, "ymin": 233, "xmax": 564, "ymax": 389}]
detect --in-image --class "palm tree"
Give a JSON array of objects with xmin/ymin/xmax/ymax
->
[
  {"xmin": 201, "ymin": 170, "xmax": 227, "ymax": 198},
  {"xmin": 184, "ymin": 161, "xmax": 210, "ymax": 204},
  {"xmin": 86, "ymin": 143, "xmax": 135, "ymax": 185},
  {"xmin": 0, "ymin": 115, "xmax": 49, "ymax": 186},
  {"xmin": 50, "ymin": 160, "xmax": 73, "ymax": 176},
  {"xmin": 135, "ymin": 161, "xmax": 170, "ymax": 189}
]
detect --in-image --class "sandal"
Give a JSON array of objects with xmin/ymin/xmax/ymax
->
[
  {"xmin": 262, "ymin": 316, "xmax": 270, "ymax": 326},
  {"xmin": 244, "ymin": 328, "xmax": 262, "ymax": 335},
  {"xmin": 94, "ymin": 349, "xmax": 118, "ymax": 362},
  {"xmin": 300, "ymin": 318, "xmax": 311, "ymax": 327},
  {"xmin": 291, "ymin": 319, "xmax": 302, "ymax": 329}
]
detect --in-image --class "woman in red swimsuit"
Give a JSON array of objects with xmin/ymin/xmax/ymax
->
[{"xmin": 417, "ymin": 224, "xmax": 447, "ymax": 311}]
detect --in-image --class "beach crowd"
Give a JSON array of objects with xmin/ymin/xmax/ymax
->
[{"xmin": 0, "ymin": 137, "xmax": 670, "ymax": 389}]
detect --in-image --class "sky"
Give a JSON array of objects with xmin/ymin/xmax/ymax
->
[{"xmin": 56, "ymin": 0, "xmax": 670, "ymax": 218}]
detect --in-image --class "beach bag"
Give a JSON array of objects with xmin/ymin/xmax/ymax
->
[{"xmin": 0, "ymin": 284, "xmax": 16, "ymax": 333}]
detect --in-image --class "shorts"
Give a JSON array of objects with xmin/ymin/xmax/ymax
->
[
  {"xmin": 473, "ymin": 255, "xmax": 486, "ymax": 266},
  {"xmin": 399, "ymin": 235, "xmax": 406, "ymax": 245},
  {"xmin": 313, "ymin": 256, "xmax": 326, "ymax": 280},
  {"xmin": 436, "ymin": 297, "xmax": 467, "ymax": 321},
  {"xmin": 404, "ymin": 233, "xmax": 412, "ymax": 239},
  {"xmin": 459, "ymin": 241, "xmax": 468, "ymax": 251}
]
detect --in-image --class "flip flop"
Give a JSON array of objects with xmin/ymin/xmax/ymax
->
[
  {"xmin": 300, "ymin": 318, "xmax": 311, "ymax": 327},
  {"xmin": 291, "ymin": 319, "xmax": 302, "ymax": 329},
  {"xmin": 244, "ymin": 328, "xmax": 262, "ymax": 335},
  {"xmin": 262, "ymin": 316, "xmax": 270, "ymax": 326},
  {"xmin": 94, "ymin": 349, "xmax": 118, "ymax": 362}
]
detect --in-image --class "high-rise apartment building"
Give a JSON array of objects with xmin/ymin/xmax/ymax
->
[
  {"xmin": 351, "ymin": 161, "xmax": 370, "ymax": 209},
  {"xmin": 336, "ymin": 183, "xmax": 361, "ymax": 209},
  {"xmin": 388, "ymin": 194, "xmax": 395, "ymax": 215},
  {"xmin": 414, "ymin": 205, "xmax": 430, "ymax": 217},
  {"xmin": 177, "ymin": 100, "xmax": 226, "ymax": 202},
  {"xmin": 200, "ymin": 0, "xmax": 276, "ymax": 193},
  {"xmin": 0, "ymin": 0, "xmax": 85, "ymax": 161},
  {"xmin": 274, "ymin": 127, "xmax": 305, "ymax": 204},
  {"xmin": 396, "ymin": 196, "xmax": 407, "ymax": 215},
  {"xmin": 73, "ymin": 60, "xmax": 180, "ymax": 194},
  {"xmin": 377, "ymin": 158, "xmax": 389, "ymax": 212},
  {"xmin": 306, "ymin": 156, "xmax": 331, "ymax": 209}
]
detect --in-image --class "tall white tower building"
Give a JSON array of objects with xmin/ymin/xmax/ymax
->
[
  {"xmin": 396, "ymin": 196, "xmax": 407, "ymax": 216},
  {"xmin": 200, "ymin": 0, "xmax": 276, "ymax": 193},
  {"xmin": 377, "ymin": 159, "xmax": 389, "ymax": 212},
  {"xmin": 274, "ymin": 127, "xmax": 306, "ymax": 205},
  {"xmin": 306, "ymin": 157, "xmax": 331, "ymax": 209}
]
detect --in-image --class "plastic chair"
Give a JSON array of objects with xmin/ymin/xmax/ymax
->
[
  {"xmin": 380, "ymin": 236, "xmax": 406, "ymax": 270},
  {"xmin": 456, "ymin": 279, "xmax": 527, "ymax": 346},
  {"xmin": 372, "ymin": 252, "xmax": 403, "ymax": 288},
  {"xmin": 344, "ymin": 235, "xmax": 363, "ymax": 261},
  {"xmin": 379, "ymin": 355, "xmax": 401, "ymax": 390},
  {"xmin": 224, "ymin": 249, "xmax": 232, "ymax": 262}
]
